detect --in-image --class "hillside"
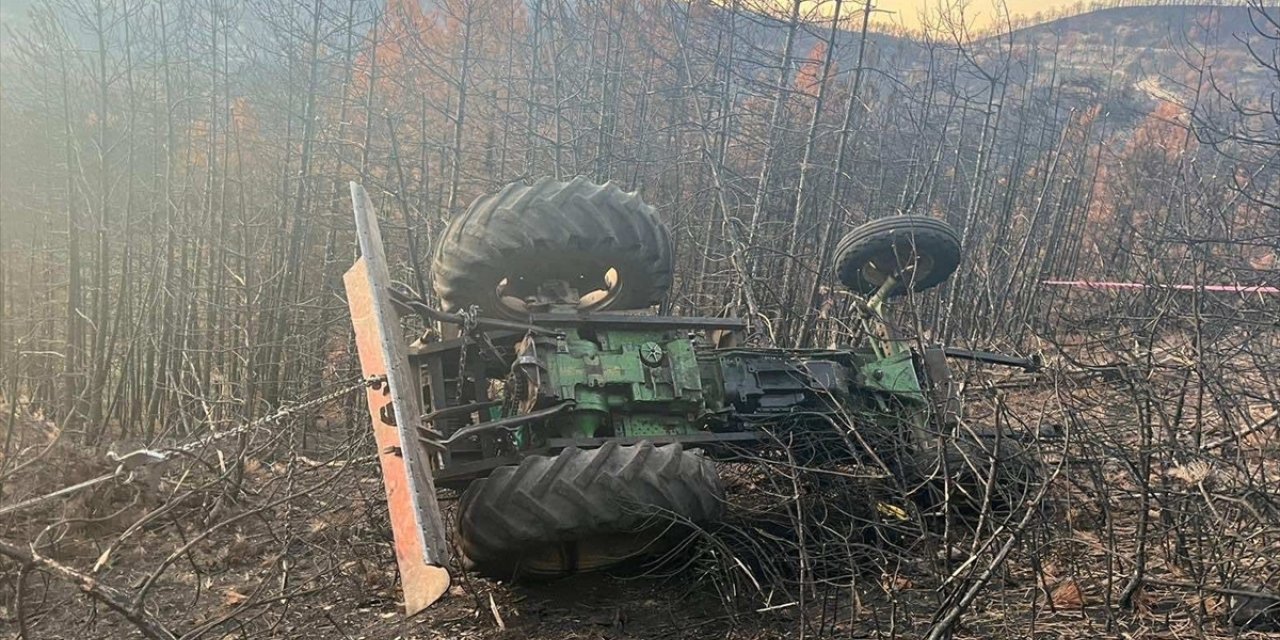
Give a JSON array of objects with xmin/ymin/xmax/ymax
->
[
  {"xmin": 732, "ymin": 4, "xmax": 1266, "ymax": 108},
  {"xmin": 1004, "ymin": 5, "xmax": 1270, "ymax": 103}
]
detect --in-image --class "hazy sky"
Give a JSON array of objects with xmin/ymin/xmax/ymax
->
[
  {"xmin": 790, "ymin": 0, "xmax": 1088, "ymax": 31},
  {"xmin": 0, "ymin": 0, "xmax": 1108, "ymax": 34}
]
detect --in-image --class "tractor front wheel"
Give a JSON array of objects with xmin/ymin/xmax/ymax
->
[
  {"xmin": 834, "ymin": 215, "xmax": 962, "ymax": 297},
  {"xmin": 457, "ymin": 442, "xmax": 724, "ymax": 578}
]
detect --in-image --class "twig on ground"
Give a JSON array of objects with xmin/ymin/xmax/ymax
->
[{"xmin": 0, "ymin": 537, "xmax": 178, "ymax": 640}]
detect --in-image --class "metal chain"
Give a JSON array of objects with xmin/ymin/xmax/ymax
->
[
  {"xmin": 153, "ymin": 376, "xmax": 382, "ymax": 462},
  {"xmin": 0, "ymin": 376, "xmax": 383, "ymax": 517}
]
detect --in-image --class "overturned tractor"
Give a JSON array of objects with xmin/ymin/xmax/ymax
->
[{"xmin": 343, "ymin": 177, "xmax": 1039, "ymax": 612}]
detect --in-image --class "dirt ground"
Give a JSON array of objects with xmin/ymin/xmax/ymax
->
[{"xmin": 4, "ymin": 369, "xmax": 1280, "ymax": 639}]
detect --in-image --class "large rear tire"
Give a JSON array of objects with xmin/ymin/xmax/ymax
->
[
  {"xmin": 457, "ymin": 442, "xmax": 724, "ymax": 578},
  {"xmin": 432, "ymin": 177, "xmax": 674, "ymax": 319}
]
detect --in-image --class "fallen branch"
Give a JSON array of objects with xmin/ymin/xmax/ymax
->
[
  {"xmin": 1200, "ymin": 409, "xmax": 1279, "ymax": 452},
  {"xmin": 0, "ymin": 536, "xmax": 177, "ymax": 640},
  {"xmin": 923, "ymin": 451, "xmax": 1063, "ymax": 640}
]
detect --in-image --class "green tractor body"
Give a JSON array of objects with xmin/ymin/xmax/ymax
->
[
  {"xmin": 416, "ymin": 314, "xmax": 930, "ymax": 488},
  {"xmin": 348, "ymin": 176, "xmax": 1039, "ymax": 586}
]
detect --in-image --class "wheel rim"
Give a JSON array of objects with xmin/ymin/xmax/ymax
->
[
  {"xmin": 493, "ymin": 266, "xmax": 629, "ymax": 315},
  {"xmin": 858, "ymin": 243, "xmax": 938, "ymax": 292}
]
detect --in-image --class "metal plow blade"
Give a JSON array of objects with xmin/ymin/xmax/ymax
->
[{"xmin": 343, "ymin": 182, "xmax": 451, "ymax": 614}]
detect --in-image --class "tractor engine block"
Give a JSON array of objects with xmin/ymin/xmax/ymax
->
[{"xmin": 513, "ymin": 328, "xmax": 710, "ymax": 440}]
